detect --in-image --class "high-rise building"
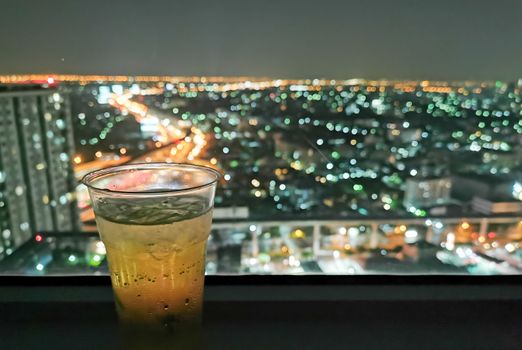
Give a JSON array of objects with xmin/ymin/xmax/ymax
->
[
  {"xmin": 0, "ymin": 85, "xmax": 79, "ymax": 260},
  {"xmin": 403, "ymin": 177, "xmax": 452, "ymax": 211}
]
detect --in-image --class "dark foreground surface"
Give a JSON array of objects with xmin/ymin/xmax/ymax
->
[
  {"xmin": 1, "ymin": 276, "xmax": 522, "ymax": 350},
  {"xmin": 2, "ymin": 300, "xmax": 522, "ymax": 349}
]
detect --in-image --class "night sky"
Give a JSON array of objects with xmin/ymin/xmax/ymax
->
[{"xmin": 1, "ymin": 0, "xmax": 522, "ymax": 80}]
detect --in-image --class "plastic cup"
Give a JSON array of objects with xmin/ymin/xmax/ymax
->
[{"xmin": 82, "ymin": 163, "xmax": 219, "ymax": 336}]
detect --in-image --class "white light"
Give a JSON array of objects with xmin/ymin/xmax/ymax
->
[
  {"xmin": 249, "ymin": 225, "xmax": 257, "ymax": 232},
  {"xmin": 338, "ymin": 227, "xmax": 347, "ymax": 235},
  {"xmin": 279, "ymin": 184, "xmax": 286, "ymax": 191},
  {"xmin": 251, "ymin": 179, "xmax": 260, "ymax": 187},
  {"xmin": 222, "ymin": 147, "xmax": 230, "ymax": 154},
  {"xmin": 333, "ymin": 250, "xmax": 340, "ymax": 259},
  {"xmin": 405, "ymin": 230, "xmax": 418, "ymax": 241},
  {"xmin": 410, "ymin": 169, "xmax": 418, "ymax": 176},
  {"xmin": 348, "ymin": 227, "xmax": 359, "ymax": 237},
  {"xmin": 434, "ymin": 222, "xmax": 444, "ymax": 230},
  {"xmin": 15, "ymin": 186, "xmax": 24, "ymax": 196},
  {"xmin": 456, "ymin": 247, "xmax": 466, "ymax": 258},
  {"xmin": 68, "ymin": 255, "xmax": 76, "ymax": 262},
  {"xmin": 505, "ymin": 243, "xmax": 516, "ymax": 253},
  {"xmin": 93, "ymin": 255, "xmax": 101, "ymax": 262},
  {"xmin": 470, "ymin": 143, "xmax": 482, "ymax": 152},
  {"xmin": 2, "ymin": 229, "xmax": 11, "ymax": 239},
  {"xmin": 316, "ymin": 139, "xmax": 324, "ymax": 146},
  {"xmin": 326, "ymin": 163, "xmax": 334, "ymax": 170},
  {"xmin": 95, "ymin": 241, "xmax": 106, "ymax": 254},
  {"xmin": 36, "ymin": 264, "xmax": 44, "ymax": 271},
  {"xmin": 224, "ymin": 174, "xmax": 231, "ymax": 181},
  {"xmin": 513, "ymin": 182, "xmax": 522, "ymax": 201}
]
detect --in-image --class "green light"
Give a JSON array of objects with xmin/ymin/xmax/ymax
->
[
  {"xmin": 331, "ymin": 151, "xmax": 340, "ymax": 159},
  {"xmin": 452, "ymin": 131, "xmax": 463, "ymax": 138},
  {"xmin": 353, "ymin": 184, "xmax": 363, "ymax": 191},
  {"xmin": 230, "ymin": 160, "xmax": 239, "ymax": 168},
  {"xmin": 284, "ymin": 118, "xmax": 291, "ymax": 125},
  {"xmin": 88, "ymin": 253, "xmax": 103, "ymax": 267},
  {"xmin": 358, "ymin": 208, "xmax": 368, "ymax": 215},
  {"xmin": 414, "ymin": 209, "xmax": 426, "ymax": 217}
]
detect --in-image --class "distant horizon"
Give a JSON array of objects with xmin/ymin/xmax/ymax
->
[{"xmin": 1, "ymin": 73, "xmax": 520, "ymax": 85}]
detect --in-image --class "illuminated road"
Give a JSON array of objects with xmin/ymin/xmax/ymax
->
[
  {"xmin": 109, "ymin": 88, "xmax": 186, "ymax": 145},
  {"xmin": 130, "ymin": 127, "xmax": 214, "ymax": 168},
  {"xmin": 77, "ymin": 86, "xmax": 217, "ymax": 227},
  {"xmin": 108, "ymin": 88, "xmax": 210, "ymax": 162}
]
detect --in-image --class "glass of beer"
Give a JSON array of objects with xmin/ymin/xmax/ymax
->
[{"xmin": 82, "ymin": 163, "xmax": 219, "ymax": 334}]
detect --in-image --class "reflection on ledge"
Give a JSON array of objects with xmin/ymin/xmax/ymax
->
[{"xmin": 1, "ymin": 216, "xmax": 521, "ymax": 276}]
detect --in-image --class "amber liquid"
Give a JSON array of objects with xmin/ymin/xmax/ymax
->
[{"xmin": 96, "ymin": 210, "xmax": 212, "ymax": 333}]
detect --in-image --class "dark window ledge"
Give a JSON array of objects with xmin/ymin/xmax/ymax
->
[{"xmin": 1, "ymin": 275, "xmax": 522, "ymax": 302}]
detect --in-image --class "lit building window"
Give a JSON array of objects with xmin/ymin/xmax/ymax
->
[{"xmin": 15, "ymin": 186, "xmax": 24, "ymax": 196}]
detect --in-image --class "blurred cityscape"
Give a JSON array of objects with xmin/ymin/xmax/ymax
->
[{"xmin": 0, "ymin": 74, "xmax": 521, "ymax": 275}]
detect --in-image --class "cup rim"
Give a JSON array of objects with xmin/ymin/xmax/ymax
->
[{"xmin": 81, "ymin": 162, "xmax": 221, "ymax": 196}]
